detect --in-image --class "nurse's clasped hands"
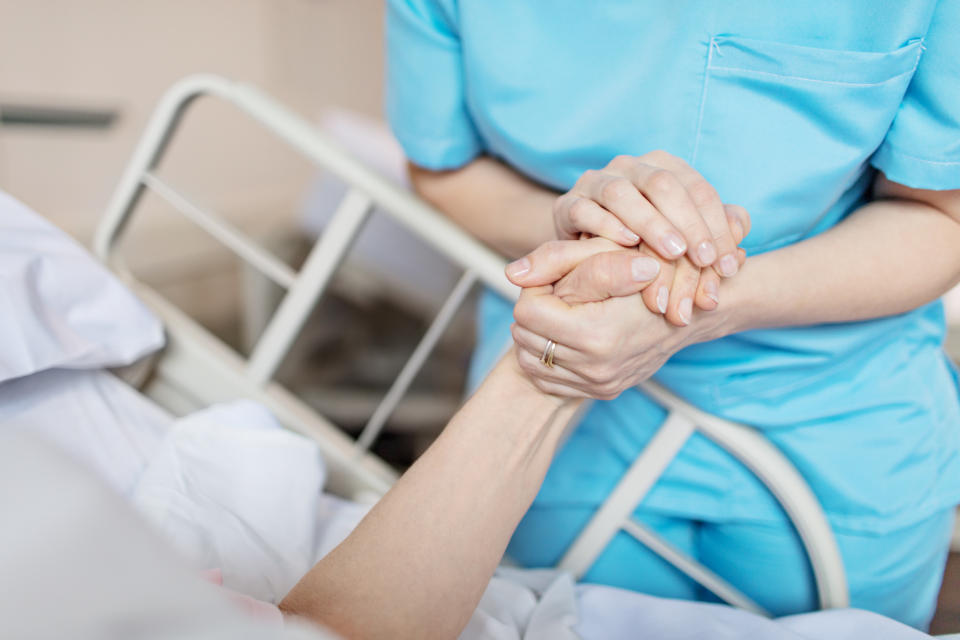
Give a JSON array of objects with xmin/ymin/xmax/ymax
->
[{"xmin": 552, "ymin": 150, "xmax": 746, "ymax": 277}]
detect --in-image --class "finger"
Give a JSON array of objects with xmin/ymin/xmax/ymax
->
[
  {"xmin": 513, "ymin": 329, "xmax": 624, "ymax": 399},
  {"xmin": 576, "ymin": 169, "xmax": 688, "ymax": 261},
  {"xmin": 671, "ymin": 165, "xmax": 739, "ymax": 277},
  {"xmin": 626, "ymin": 162, "xmax": 717, "ymax": 267},
  {"xmin": 725, "ymin": 203, "xmax": 752, "ymax": 240},
  {"xmin": 505, "ymin": 237, "xmax": 621, "ymax": 287},
  {"xmin": 554, "ymin": 193, "xmax": 642, "ymax": 246},
  {"xmin": 511, "ymin": 323, "xmax": 582, "ymax": 368},
  {"xmin": 725, "ymin": 204, "xmax": 748, "ymax": 245},
  {"xmin": 709, "ymin": 204, "xmax": 751, "ymax": 278},
  {"xmin": 695, "ymin": 267, "xmax": 721, "ymax": 311},
  {"xmin": 638, "ymin": 244, "xmax": 674, "ymax": 315},
  {"xmin": 513, "ymin": 286, "xmax": 587, "ymax": 348},
  {"xmin": 665, "ymin": 256, "xmax": 701, "ymax": 327},
  {"xmin": 514, "ymin": 341, "xmax": 594, "ymax": 397},
  {"xmin": 553, "ymin": 250, "xmax": 660, "ymax": 304}
]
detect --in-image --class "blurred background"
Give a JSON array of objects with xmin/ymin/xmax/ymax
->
[
  {"xmin": 0, "ymin": 0, "xmax": 471, "ymax": 464},
  {"xmin": 3, "ymin": 0, "xmax": 960, "ymax": 631}
]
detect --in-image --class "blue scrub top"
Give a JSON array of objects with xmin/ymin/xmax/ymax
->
[{"xmin": 386, "ymin": 0, "xmax": 960, "ymax": 535}]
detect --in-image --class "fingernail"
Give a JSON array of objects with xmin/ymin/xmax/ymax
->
[
  {"xmin": 657, "ymin": 286, "xmax": 669, "ymax": 314},
  {"xmin": 705, "ymin": 280, "xmax": 719, "ymax": 304},
  {"xmin": 696, "ymin": 241, "xmax": 717, "ymax": 265},
  {"xmin": 661, "ymin": 232, "xmax": 686, "ymax": 257},
  {"xmin": 678, "ymin": 298, "xmax": 693, "ymax": 325},
  {"xmin": 506, "ymin": 257, "xmax": 530, "ymax": 280},
  {"xmin": 621, "ymin": 227, "xmax": 641, "ymax": 244},
  {"xmin": 631, "ymin": 257, "xmax": 660, "ymax": 282},
  {"xmin": 718, "ymin": 254, "xmax": 739, "ymax": 277}
]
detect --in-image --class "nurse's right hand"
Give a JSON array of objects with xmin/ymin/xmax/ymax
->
[{"xmin": 553, "ymin": 151, "xmax": 749, "ymax": 277}]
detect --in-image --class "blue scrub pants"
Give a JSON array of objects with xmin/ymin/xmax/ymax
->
[{"xmin": 509, "ymin": 506, "xmax": 954, "ymax": 630}]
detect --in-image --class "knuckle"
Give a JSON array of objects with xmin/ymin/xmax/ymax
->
[
  {"xmin": 727, "ymin": 203, "xmax": 748, "ymax": 218},
  {"xmin": 687, "ymin": 179, "xmax": 719, "ymax": 208},
  {"xmin": 581, "ymin": 169, "xmax": 603, "ymax": 185},
  {"xmin": 540, "ymin": 240, "xmax": 566, "ymax": 264},
  {"xmin": 600, "ymin": 177, "xmax": 633, "ymax": 204},
  {"xmin": 581, "ymin": 333, "xmax": 606, "ymax": 356},
  {"xmin": 597, "ymin": 382, "xmax": 622, "ymax": 400},
  {"xmin": 581, "ymin": 364, "xmax": 605, "ymax": 385},
  {"xmin": 589, "ymin": 334, "xmax": 616, "ymax": 358},
  {"xmin": 513, "ymin": 301, "xmax": 533, "ymax": 326},
  {"xmin": 644, "ymin": 169, "xmax": 677, "ymax": 196},
  {"xmin": 608, "ymin": 154, "xmax": 633, "ymax": 170},
  {"xmin": 644, "ymin": 149, "xmax": 670, "ymax": 164},
  {"xmin": 591, "ymin": 266, "xmax": 614, "ymax": 292},
  {"xmin": 568, "ymin": 197, "xmax": 591, "ymax": 225}
]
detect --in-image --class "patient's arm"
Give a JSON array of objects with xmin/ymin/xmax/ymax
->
[{"xmin": 279, "ymin": 354, "xmax": 581, "ymax": 640}]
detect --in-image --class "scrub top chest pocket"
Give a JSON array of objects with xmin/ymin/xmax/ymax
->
[{"xmin": 692, "ymin": 36, "xmax": 923, "ymax": 252}]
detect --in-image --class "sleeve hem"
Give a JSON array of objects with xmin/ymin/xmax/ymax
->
[
  {"xmin": 392, "ymin": 129, "xmax": 483, "ymax": 171},
  {"xmin": 871, "ymin": 143, "xmax": 960, "ymax": 191}
]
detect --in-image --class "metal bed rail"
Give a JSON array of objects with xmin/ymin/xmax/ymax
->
[{"xmin": 94, "ymin": 74, "xmax": 848, "ymax": 612}]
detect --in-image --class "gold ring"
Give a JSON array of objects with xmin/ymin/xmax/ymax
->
[{"xmin": 539, "ymin": 339, "xmax": 557, "ymax": 368}]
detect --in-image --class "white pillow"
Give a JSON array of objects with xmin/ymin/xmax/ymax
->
[{"xmin": 0, "ymin": 190, "xmax": 164, "ymax": 383}]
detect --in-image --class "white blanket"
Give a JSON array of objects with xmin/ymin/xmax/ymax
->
[
  {"xmin": 127, "ymin": 399, "xmax": 931, "ymax": 640},
  {"xmin": 0, "ymin": 368, "xmax": 170, "ymax": 495},
  {"xmin": 132, "ymin": 400, "xmax": 369, "ymax": 604}
]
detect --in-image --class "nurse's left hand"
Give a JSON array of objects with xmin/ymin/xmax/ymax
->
[{"xmin": 553, "ymin": 151, "xmax": 751, "ymax": 276}]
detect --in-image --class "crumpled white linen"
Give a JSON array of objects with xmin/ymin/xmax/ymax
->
[
  {"xmin": 0, "ymin": 189, "xmax": 164, "ymax": 383},
  {"xmin": 0, "ymin": 432, "xmax": 332, "ymax": 640},
  {"xmin": 127, "ymin": 399, "xmax": 936, "ymax": 640},
  {"xmin": 0, "ymin": 368, "xmax": 171, "ymax": 496},
  {"xmin": 462, "ymin": 568, "xmax": 931, "ymax": 640},
  {"xmin": 573, "ymin": 581, "xmax": 930, "ymax": 640},
  {"xmin": 132, "ymin": 400, "xmax": 369, "ymax": 604},
  {"xmin": 463, "ymin": 568, "xmax": 580, "ymax": 640}
]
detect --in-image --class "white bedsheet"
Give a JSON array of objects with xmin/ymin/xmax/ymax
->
[
  {"xmin": 0, "ymin": 368, "xmax": 936, "ymax": 639},
  {"xmin": 0, "ymin": 368, "xmax": 171, "ymax": 495}
]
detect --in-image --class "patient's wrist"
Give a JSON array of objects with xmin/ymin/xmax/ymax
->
[{"xmin": 494, "ymin": 350, "xmax": 569, "ymax": 408}]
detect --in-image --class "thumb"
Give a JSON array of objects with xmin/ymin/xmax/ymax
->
[
  {"xmin": 553, "ymin": 250, "xmax": 660, "ymax": 304},
  {"xmin": 505, "ymin": 237, "xmax": 625, "ymax": 287}
]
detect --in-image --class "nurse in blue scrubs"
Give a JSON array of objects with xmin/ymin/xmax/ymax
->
[{"xmin": 385, "ymin": 0, "xmax": 960, "ymax": 629}]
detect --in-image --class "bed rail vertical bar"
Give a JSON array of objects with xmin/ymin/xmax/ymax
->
[
  {"xmin": 246, "ymin": 189, "xmax": 373, "ymax": 385},
  {"xmin": 557, "ymin": 411, "xmax": 695, "ymax": 578},
  {"xmin": 621, "ymin": 519, "xmax": 768, "ymax": 615},
  {"xmin": 354, "ymin": 270, "xmax": 478, "ymax": 453}
]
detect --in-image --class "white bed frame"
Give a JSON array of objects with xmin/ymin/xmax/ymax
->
[{"xmin": 94, "ymin": 75, "xmax": 849, "ymax": 615}]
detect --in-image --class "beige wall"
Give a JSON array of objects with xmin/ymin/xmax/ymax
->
[
  {"xmin": 0, "ymin": 0, "xmax": 385, "ymax": 242},
  {"xmin": 0, "ymin": 0, "xmax": 386, "ymax": 328}
]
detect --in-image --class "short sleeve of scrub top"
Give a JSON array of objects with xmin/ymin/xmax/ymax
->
[
  {"xmin": 385, "ymin": 0, "xmax": 482, "ymax": 170},
  {"xmin": 870, "ymin": 0, "xmax": 960, "ymax": 189}
]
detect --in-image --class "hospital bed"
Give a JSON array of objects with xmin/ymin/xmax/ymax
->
[{"xmin": 94, "ymin": 74, "xmax": 849, "ymax": 617}]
